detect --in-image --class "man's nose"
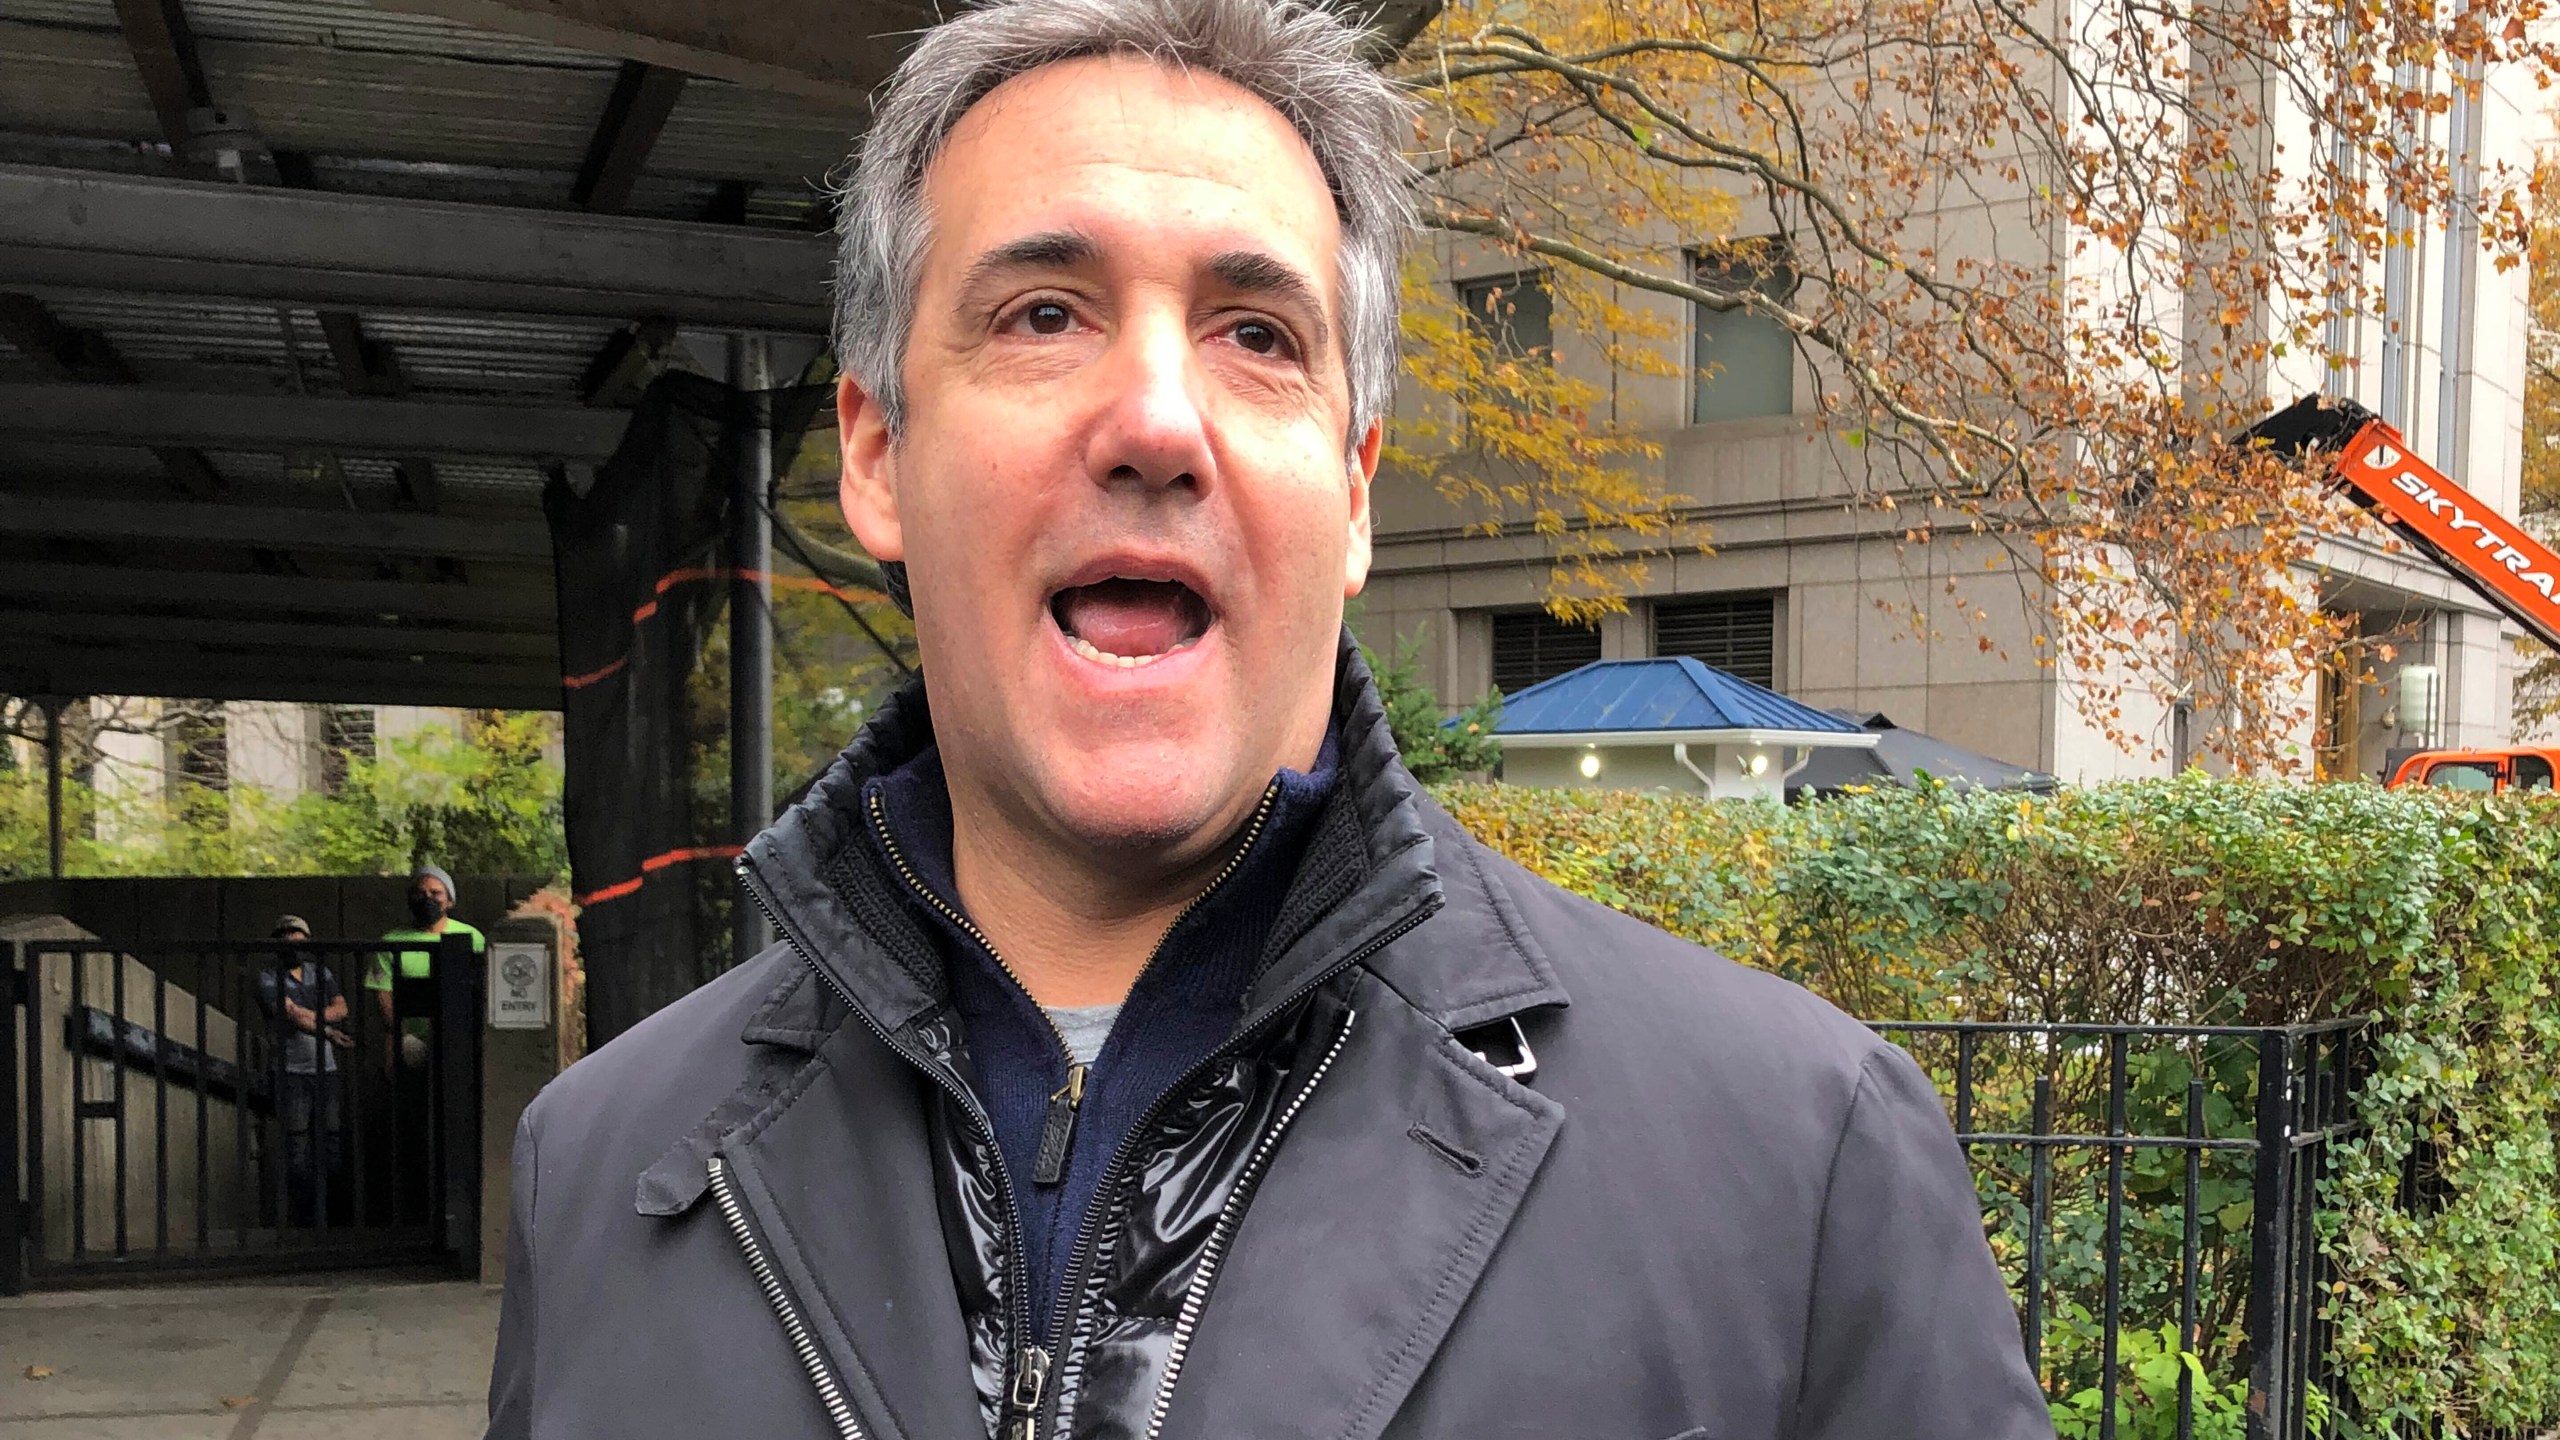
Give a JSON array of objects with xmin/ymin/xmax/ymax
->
[{"xmin": 1087, "ymin": 314, "xmax": 1214, "ymax": 493}]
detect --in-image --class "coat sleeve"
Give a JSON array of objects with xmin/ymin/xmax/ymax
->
[
  {"xmin": 1792, "ymin": 1046, "xmax": 2055, "ymax": 1440},
  {"xmin": 485, "ymin": 1111, "xmax": 541, "ymax": 1440}
]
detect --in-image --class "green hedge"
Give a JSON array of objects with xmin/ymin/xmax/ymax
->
[{"xmin": 1437, "ymin": 776, "xmax": 2560, "ymax": 1435}]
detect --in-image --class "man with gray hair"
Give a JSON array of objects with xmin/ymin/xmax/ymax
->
[{"xmin": 487, "ymin": 0, "xmax": 2051, "ymax": 1435}]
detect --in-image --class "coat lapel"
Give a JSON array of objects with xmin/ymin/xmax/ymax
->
[
  {"xmin": 1155, "ymin": 966, "xmax": 1565, "ymax": 1440},
  {"xmin": 714, "ymin": 1013, "xmax": 985, "ymax": 1440}
]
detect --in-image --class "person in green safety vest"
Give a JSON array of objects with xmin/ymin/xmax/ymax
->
[
  {"xmin": 371, "ymin": 864, "xmax": 486, "ymax": 1069},
  {"xmin": 372, "ymin": 864, "xmax": 486, "ymax": 1224}
]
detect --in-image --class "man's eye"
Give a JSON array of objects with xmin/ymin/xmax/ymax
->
[
  {"xmin": 1021, "ymin": 301, "xmax": 1073, "ymax": 335},
  {"xmin": 1232, "ymin": 320, "xmax": 1289, "ymax": 357}
]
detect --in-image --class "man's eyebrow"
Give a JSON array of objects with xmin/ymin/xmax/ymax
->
[
  {"xmin": 1207, "ymin": 249, "xmax": 1328, "ymax": 324},
  {"xmin": 957, "ymin": 229, "xmax": 1101, "ymax": 298}
]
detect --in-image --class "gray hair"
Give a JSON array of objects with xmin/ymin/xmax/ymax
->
[{"xmin": 832, "ymin": 0, "xmax": 1417, "ymax": 458}]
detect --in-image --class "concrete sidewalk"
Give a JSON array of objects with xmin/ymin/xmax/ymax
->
[{"xmin": 1, "ymin": 1276, "xmax": 495, "ymax": 1438}]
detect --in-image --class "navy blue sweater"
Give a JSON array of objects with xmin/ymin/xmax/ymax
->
[{"xmin": 862, "ymin": 733, "xmax": 1340, "ymax": 1343}]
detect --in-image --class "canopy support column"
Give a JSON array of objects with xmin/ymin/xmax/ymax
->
[
  {"xmin": 43, "ymin": 697, "xmax": 64, "ymax": 879},
  {"xmin": 728, "ymin": 334, "xmax": 774, "ymax": 964}
]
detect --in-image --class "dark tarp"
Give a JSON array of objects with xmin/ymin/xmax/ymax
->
[
  {"xmin": 1785, "ymin": 710, "xmax": 2060, "ymax": 802},
  {"xmin": 546, "ymin": 373, "xmax": 830, "ymax": 1046}
]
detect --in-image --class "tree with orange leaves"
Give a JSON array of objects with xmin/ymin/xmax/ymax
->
[{"xmin": 1387, "ymin": 0, "xmax": 2550, "ymax": 770}]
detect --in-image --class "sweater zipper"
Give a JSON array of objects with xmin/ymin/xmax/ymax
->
[
  {"xmin": 707, "ymin": 1155, "xmax": 867, "ymax": 1440},
  {"xmin": 1140, "ymin": 1005, "xmax": 1359, "ymax": 1440},
  {"xmin": 866, "ymin": 782, "xmax": 1281, "ymax": 1187},
  {"xmin": 863, "ymin": 787, "xmax": 1084, "ymax": 1189},
  {"xmin": 735, "ymin": 857, "xmax": 1038, "ymax": 1440}
]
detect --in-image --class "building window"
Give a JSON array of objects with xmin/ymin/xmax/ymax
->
[
  {"xmin": 168, "ymin": 708, "xmax": 228, "ymax": 796},
  {"xmin": 1691, "ymin": 246, "xmax": 1795, "ymax": 423},
  {"xmin": 1653, "ymin": 594, "xmax": 1777, "ymax": 689},
  {"xmin": 1458, "ymin": 272, "xmax": 1554, "ymax": 362},
  {"xmin": 1491, "ymin": 610, "xmax": 1601, "ymax": 694},
  {"xmin": 318, "ymin": 705, "xmax": 376, "ymax": 796}
]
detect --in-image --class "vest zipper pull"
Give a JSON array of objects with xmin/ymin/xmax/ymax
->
[
  {"xmin": 1033, "ymin": 1064, "xmax": 1087, "ymax": 1186},
  {"xmin": 1006, "ymin": 1344, "xmax": 1052, "ymax": 1440}
]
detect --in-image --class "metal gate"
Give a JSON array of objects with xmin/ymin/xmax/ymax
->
[
  {"xmin": 1870, "ymin": 1018, "xmax": 2368, "ymax": 1440},
  {"xmin": 3, "ymin": 933, "xmax": 481, "ymax": 1290}
]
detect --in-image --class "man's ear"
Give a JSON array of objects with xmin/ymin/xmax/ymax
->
[
  {"xmin": 837, "ymin": 372, "xmax": 905, "ymax": 563},
  {"xmin": 1343, "ymin": 418, "xmax": 1381, "ymax": 598}
]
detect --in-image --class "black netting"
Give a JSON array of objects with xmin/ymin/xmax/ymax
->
[{"xmin": 546, "ymin": 373, "xmax": 878, "ymax": 1045}]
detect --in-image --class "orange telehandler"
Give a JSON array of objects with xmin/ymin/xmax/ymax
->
[{"xmin": 2240, "ymin": 396, "xmax": 2560, "ymax": 792}]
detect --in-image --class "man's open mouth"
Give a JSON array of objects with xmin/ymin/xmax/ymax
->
[{"xmin": 1049, "ymin": 576, "xmax": 1214, "ymax": 668}]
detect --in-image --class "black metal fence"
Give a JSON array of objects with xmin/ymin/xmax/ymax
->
[
  {"xmin": 1872, "ymin": 1018, "xmax": 2367, "ymax": 1440},
  {"xmin": 2, "ymin": 933, "xmax": 482, "ymax": 1290},
  {"xmin": 0, "ymin": 932, "xmax": 2379, "ymax": 1432}
]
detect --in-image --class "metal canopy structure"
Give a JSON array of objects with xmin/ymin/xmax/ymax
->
[
  {"xmin": 0, "ymin": 0, "xmax": 877, "ymax": 711},
  {"xmin": 0, "ymin": 0, "xmax": 1438, "ymax": 712}
]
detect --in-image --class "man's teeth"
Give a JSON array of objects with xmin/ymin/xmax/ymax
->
[{"xmin": 1066, "ymin": 632, "xmax": 1201, "ymax": 668}]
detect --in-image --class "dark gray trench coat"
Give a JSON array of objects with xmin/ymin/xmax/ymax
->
[{"xmin": 486, "ymin": 656, "xmax": 2053, "ymax": 1440}]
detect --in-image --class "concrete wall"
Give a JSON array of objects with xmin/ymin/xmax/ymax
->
[
  {"xmin": 1504, "ymin": 744, "xmax": 1705, "ymax": 795},
  {"xmin": 5, "ymin": 915, "xmax": 254, "ymax": 1264},
  {"xmin": 1359, "ymin": 521, "xmax": 2081, "ymax": 776},
  {"xmin": 1501, "ymin": 741, "xmax": 1804, "ymax": 802},
  {"xmin": 37, "ymin": 701, "xmax": 494, "ymax": 835},
  {"xmin": 0, "ymin": 874, "xmax": 551, "ymax": 958},
  {"xmin": 477, "ymin": 908, "xmax": 567, "ymax": 1287}
]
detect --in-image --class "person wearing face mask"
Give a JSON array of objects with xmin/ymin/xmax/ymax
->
[
  {"xmin": 372, "ymin": 864, "xmax": 486, "ymax": 1057},
  {"xmin": 370, "ymin": 864, "xmax": 484, "ymax": 1220},
  {"xmin": 257, "ymin": 915, "xmax": 352, "ymax": 1227}
]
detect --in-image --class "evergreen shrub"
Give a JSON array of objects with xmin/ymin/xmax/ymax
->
[{"xmin": 1437, "ymin": 775, "xmax": 2560, "ymax": 1434}]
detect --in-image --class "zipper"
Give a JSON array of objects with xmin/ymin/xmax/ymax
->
[
  {"xmin": 736, "ymin": 858, "xmax": 1040, "ymax": 1439},
  {"xmin": 1003, "ymin": 1342, "xmax": 1051, "ymax": 1440},
  {"xmin": 1141, "ymin": 1006, "xmax": 1360, "ymax": 1440},
  {"xmin": 1033, "ymin": 1065, "xmax": 1087, "ymax": 1186},
  {"xmin": 1039, "ymin": 895, "xmax": 1437, "ymax": 1436},
  {"xmin": 866, "ymin": 789, "xmax": 1081, "ymax": 1061},
  {"xmin": 867, "ymin": 781, "xmax": 1283, "ymax": 1191},
  {"xmin": 708, "ymin": 1155, "xmax": 867, "ymax": 1440}
]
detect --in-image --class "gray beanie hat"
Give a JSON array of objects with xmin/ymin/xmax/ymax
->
[{"xmin": 409, "ymin": 864, "xmax": 457, "ymax": 906}]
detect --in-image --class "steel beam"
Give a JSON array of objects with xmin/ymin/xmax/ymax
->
[
  {"xmin": 0, "ymin": 492, "xmax": 551, "ymax": 562},
  {"xmin": 108, "ymin": 0, "xmax": 211, "ymax": 152},
  {"xmin": 360, "ymin": 0, "xmax": 913, "ymax": 103},
  {"xmin": 0, "ymin": 382, "xmax": 632, "ymax": 461},
  {"xmin": 575, "ymin": 62, "xmax": 688, "ymax": 214},
  {"xmin": 0, "ymin": 293, "xmax": 136, "ymax": 383},
  {"xmin": 364, "ymin": 0, "xmax": 1445, "ymax": 99},
  {"xmin": 0, "ymin": 166, "xmax": 834, "ymax": 331},
  {"xmin": 13, "ymin": 611, "xmax": 557, "ymax": 662},
  {"xmin": 0, "ymin": 561, "xmax": 555, "ymax": 625},
  {"xmin": 0, "ymin": 292, "xmax": 227, "ymax": 494},
  {"xmin": 0, "ymin": 644, "xmax": 563, "ymax": 712},
  {"xmin": 279, "ymin": 141, "xmax": 445, "ymax": 508}
]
